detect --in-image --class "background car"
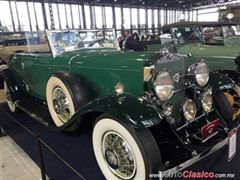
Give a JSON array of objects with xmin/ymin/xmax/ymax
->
[{"xmin": 161, "ymin": 21, "xmax": 240, "ymax": 121}]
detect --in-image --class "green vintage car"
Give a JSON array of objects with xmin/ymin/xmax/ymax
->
[
  {"xmin": 162, "ymin": 21, "xmax": 240, "ymax": 120},
  {"xmin": 0, "ymin": 29, "xmax": 239, "ymax": 179}
]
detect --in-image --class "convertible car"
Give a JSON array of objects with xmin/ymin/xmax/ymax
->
[
  {"xmin": 0, "ymin": 29, "xmax": 239, "ymax": 179},
  {"xmin": 162, "ymin": 21, "xmax": 240, "ymax": 120}
]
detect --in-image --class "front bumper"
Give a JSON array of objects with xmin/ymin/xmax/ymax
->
[{"xmin": 159, "ymin": 124, "xmax": 239, "ymax": 177}]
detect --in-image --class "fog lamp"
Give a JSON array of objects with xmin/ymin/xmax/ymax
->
[{"xmin": 183, "ymin": 99, "xmax": 197, "ymax": 122}]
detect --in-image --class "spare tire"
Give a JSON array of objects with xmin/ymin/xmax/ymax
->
[
  {"xmin": 46, "ymin": 72, "xmax": 88, "ymax": 128},
  {"xmin": 213, "ymin": 91, "xmax": 233, "ymax": 128}
]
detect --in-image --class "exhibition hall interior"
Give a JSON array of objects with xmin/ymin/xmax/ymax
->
[{"xmin": 1, "ymin": 0, "xmax": 240, "ymax": 179}]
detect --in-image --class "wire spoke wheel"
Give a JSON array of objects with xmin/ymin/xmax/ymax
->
[
  {"xmin": 102, "ymin": 131, "xmax": 136, "ymax": 179},
  {"xmin": 4, "ymin": 81, "xmax": 17, "ymax": 112},
  {"xmin": 52, "ymin": 87, "xmax": 71, "ymax": 123},
  {"xmin": 92, "ymin": 116, "xmax": 162, "ymax": 180},
  {"xmin": 224, "ymin": 85, "xmax": 240, "ymax": 120}
]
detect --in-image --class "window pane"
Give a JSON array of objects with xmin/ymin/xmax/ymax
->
[
  {"xmin": 154, "ymin": 10, "xmax": 158, "ymax": 28},
  {"xmin": 148, "ymin": 9, "xmax": 152, "ymax": 28},
  {"xmin": 17, "ymin": 2, "xmax": 31, "ymax": 30},
  {"xmin": 0, "ymin": 1, "xmax": 13, "ymax": 31},
  {"xmin": 10, "ymin": 2, "xmax": 19, "ymax": 31},
  {"xmin": 123, "ymin": 8, "xmax": 130, "ymax": 29},
  {"xmin": 58, "ymin": 4, "xmax": 66, "ymax": 29},
  {"xmin": 95, "ymin": 6, "xmax": 102, "ymax": 28},
  {"xmin": 34, "ymin": 3, "xmax": 44, "ymax": 30},
  {"xmin": 160, "ymin": 10, "xmax": 164, "ymax": 26},
  {"xmin": 72, "ymin": 5, "xmax": 80, "ymax": 29},
  {"xmin": 139, "ymin": 9, "xmax": 145, "ymax": 28},
  {"xmin": 105, "ymin": 7, "xmax": 113, "ymax": 28},
  {"xmin": 66, "ymin": 4, "xmax": 72, "ymax": 28},
  {"xmin": 27, "ymin": 2, "xmax": 36, "ymax": 31},
  {"xmin": 115, "ymin": 7, "xmax": 121, "ymax": 29},
  {"xmin": 131, "ymin": 8, "xmax": 137, "ymax": 29},
  {"xmin": 44, "ymin": 3, "xmax": 51, "ymax": 29},
  {"xmin": 84, "ymin": 5, "xmax": 90, "ymax": 29},
  {"xmin": 52, "ymin": 4, "xmax": 59, "ymax": 29}
]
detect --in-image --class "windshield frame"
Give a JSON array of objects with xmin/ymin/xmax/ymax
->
[{"xmin": 46, "ymin": 29, "xmax": 117, "ymax": 58}]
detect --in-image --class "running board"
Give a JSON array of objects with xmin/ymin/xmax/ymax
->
[{"xmin": 16, "ymin": 99, "xmax": 56, "ymax": 129}]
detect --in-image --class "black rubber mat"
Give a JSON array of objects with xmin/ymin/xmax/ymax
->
[{"xmin": 0, "ymin": 103, "xmax": 239, "ymax": 180}]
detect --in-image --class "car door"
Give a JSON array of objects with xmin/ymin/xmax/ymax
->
[{"xmin": 20, "ymin": 53, "xmax": 54, "ymax": 101}]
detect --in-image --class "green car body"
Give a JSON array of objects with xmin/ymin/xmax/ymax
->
[
  {"xmin": 0, "ymin": 29, "xmax": 238, "ymax": 177},
  {"xmin": 162, "ymin": 21, "xmax": 240, "ymax": 75}
]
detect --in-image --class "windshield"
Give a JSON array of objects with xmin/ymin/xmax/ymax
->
[
  {"xmin": 202, "ymin": 25, "xmax": 240, "ymax": 45},
  {"xmin": 46, "ymin": 29, "xmax": 117, "ymax": 57},
  {"xmin": 171, "ymin": 27, "xmax": 203, "ymax": 44},
  {"xmin": 26, "ymin": 31, "xmax": 51, "ymax": 53}
]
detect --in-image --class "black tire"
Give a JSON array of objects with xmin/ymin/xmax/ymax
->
[
  {"xmin": 92, "ymin": 114, "xmax": 162, "ymax": 180},
  {"xmin": 213, "ymin": 91, "xmax": 233, "ymax": 127},
  {"xmin": 46, "ymin": 72, "xmax": 88, "ymax": 130},
  {"xmin": 0, "ymin": 59, "xmax": 6, "ymax": 89},
  {"xmin": 0, "ymin": 75, "xmax": 3, "ymax": 89}
]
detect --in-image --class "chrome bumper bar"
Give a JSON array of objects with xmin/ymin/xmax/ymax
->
[{"xmin": 158, "ymin": 124, "xmax": 239, "ymax": 179}]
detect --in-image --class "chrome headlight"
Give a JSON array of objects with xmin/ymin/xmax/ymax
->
[
  {"xmin": 183, "ymin": 99, "xmax": 197, "ymax": 121},
  {"xmin": 154, "ymin": 71, "xmax": 174, "ymax": 101},
  {"xmin": 195, "ymin": 61, "xmax": 209, "ymax": 87},
  {"xmin": 202, "ymin": 92, "xmax": 213, "ymax": 113}
]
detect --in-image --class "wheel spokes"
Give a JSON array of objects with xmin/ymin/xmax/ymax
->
[
  {"xmin": 102, "ymin": 131, "xmax": 136, "ymax": 179},
  {"xmin": 52, "ymin": 87, "xmax": 71, "ymax": 123}
]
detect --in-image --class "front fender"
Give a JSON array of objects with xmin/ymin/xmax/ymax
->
[
  {"xmin": 216, "ymin": 70, "xmax": 240, "ymax": 86},
  {"xmin": 61, "ymin": 93, "xmax": 163, "ymax": 130},
  {"xmin": 209, "ymin": 72, "xmax": 234, "ymax": 94}
]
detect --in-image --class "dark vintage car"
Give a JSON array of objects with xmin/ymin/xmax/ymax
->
[
  {"xmin": 0, "ymin": 29, "xmax": 239, "ymax": 179},
  {"xmin": 161, "ymin": 21, "xmax": 240, "ymax": 120}
]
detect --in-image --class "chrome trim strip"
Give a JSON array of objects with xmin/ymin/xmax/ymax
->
[
  {"xmin": 201, "ymin": 131, "xmax": 218, "ymax": 143},
  {"xmin": 176, "ymin": 109, "xmax": 214, "ymax": 131}
]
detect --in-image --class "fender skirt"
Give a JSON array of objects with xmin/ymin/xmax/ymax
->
[{"xmin": 59, "ymin": 93, "xmax": 163, "ymax": 130}]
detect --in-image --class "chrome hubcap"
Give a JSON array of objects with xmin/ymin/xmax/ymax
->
[
  {"xmin": 52, "ymin": 87, "xmax": 71, "ymax": 123},
  {"xmin": 102, "ymin": 131, "xmax": 136, "ymax": 179}
]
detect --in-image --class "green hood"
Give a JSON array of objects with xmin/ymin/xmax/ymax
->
[
  {"xmin": 177, "ymin": 43, "xmax": 240, "ymax": 71},
  {"xmin": 178, "ymin": 43, "xmax": 240, "ymax": 57},
  {"xmin": 63, "ymin": 48, "xmax": 154, "ymax": 71},
  {"xmin": 54, "ymin": 48, "xmax": 155, "ymax": 97}
]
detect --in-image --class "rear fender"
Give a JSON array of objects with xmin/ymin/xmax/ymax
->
[
  {"xmin": 59, "ymin": 93, "xmax": 163, "ymax": 131},
  {"xmin": 0, "ymin": 65, "xmax": 24, "ymax": 101}
]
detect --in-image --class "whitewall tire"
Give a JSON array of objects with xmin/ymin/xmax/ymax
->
[
  {"xmin": 92, "ymin": 116, "xmax": 162, "ymax": 180},
  {"xmin": 46, "ymin": 76, "xmax": 75, "ymax": 127},
  {"xmin": 4, "ymin": 81, "xmax": 17, "ymax": 113}
]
